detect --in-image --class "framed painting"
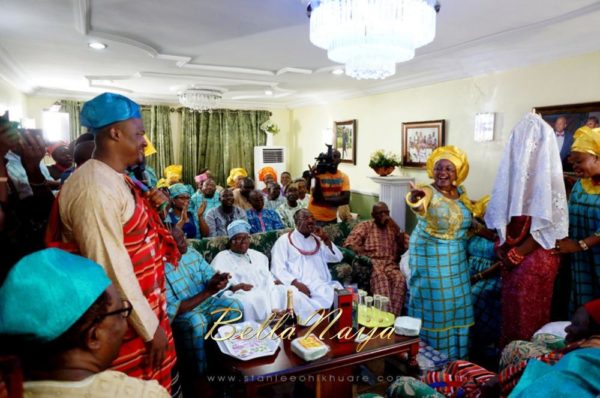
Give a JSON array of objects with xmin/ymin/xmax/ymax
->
[
  {"xmin": 402, "ymin": 119, "xmax": 445, "ymax": 168},
  {"xmin": 334, "ymin": 119, "xmax": 357, "ymax": 165},
  {"xmin": 533, "ymin": 101, "xmax": 600, "ymax": 131}
]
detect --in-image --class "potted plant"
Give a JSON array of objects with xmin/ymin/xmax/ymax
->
[
  {"xmin": 369, "ymin": 150, "xmax": 401, "ymax": 176},
  {"xmin": 260, "ymin": 120, "xmax": 280, "ymax": 146},
  {"xmin": 260, "ymin": 120, "xmax": 280, "ymax": 135}
]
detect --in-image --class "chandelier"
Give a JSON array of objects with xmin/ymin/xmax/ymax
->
[
  {"xmin": 178, "ymin": 88, "xmax": 223, "ymax": 112},
  {"xmin": 309, "ymin": 0, "xmax": 439, "ymax": 80}
]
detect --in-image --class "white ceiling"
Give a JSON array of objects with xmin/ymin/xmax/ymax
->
[{"xmin": 1, "ymin": 0, "xmax": 600, "ymax": 109}]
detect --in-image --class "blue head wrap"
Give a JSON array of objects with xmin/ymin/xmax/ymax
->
[
  {"xmin": 0, "ymin": 249, "xmax": 111, "ymax": 342},
  {"xmin": 169, "ymin": 183, "xmax": 190, "ymax": 198},
  {"xmin": 80, "ymin": 92, "xmax": 141, "ymax": 133},
  {"xmin": 227, "ymin": 220, "xmax": 252, "ymax": 239}
]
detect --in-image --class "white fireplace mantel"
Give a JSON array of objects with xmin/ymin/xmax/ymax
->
[{"xmin": 368, "ymin": 175, "xmax": 415, "ymax": 230}]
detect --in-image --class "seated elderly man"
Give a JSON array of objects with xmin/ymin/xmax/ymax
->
[
  {"xmin": 344, "ymin": 202, "xmax": 408, "ymax": 315},
  {"xmin": 211, "ymin": 220, "xmax": 317, "ymax": 324},
  {"xmin": 165, "ymin": 227, "xmax": 242, "ymax": 375},
  {"xmin": 205, "ymin": 188, "xmax": 247, "ymax": 237},
  {"xmin": 0, "ymin": 249, "xmax": 169, "ymax": 397},
  {"xmin": 271, "ymin": 209, "xmax": 344, "ymax": 323},
  {"xmin": 246, "ymin": 189, "xmax": 284, "ymax": 234}
]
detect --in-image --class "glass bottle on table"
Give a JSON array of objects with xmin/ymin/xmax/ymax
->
[
  {"xmin": 358, "ymin": 290, "xmax": 367, "ymax": 323},
  {"xmin": 284, "ymin": 290, "xmax": 298, "ymax": 336},
  {"xmin": 365, "ymin": 296, "xmax": 374, "ymax": 323},
  {"xmin": 379, "ymin": 296, "xmax": 390, "ymax": 324},
  {"xmin": 373, "ymin": 294, "xmax": 382, "ymax": 323}
]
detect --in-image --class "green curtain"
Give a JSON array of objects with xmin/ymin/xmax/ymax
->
[
  {"xmin": 143, "ymin": 105, "xmax": 174, "ymax": 176},
  {"xmin": 59, "ymin": 99, "xmax": 85, "ymax": 141},
  {"xmin": 181, "ymin": 109, "xmax": 269, "ymax": 186}
]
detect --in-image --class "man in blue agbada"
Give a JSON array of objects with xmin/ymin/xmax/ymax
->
[
  {"xmin": 52, "ymin": 92, "xmax": 180, "ymax": 392},
  {"xmin": 164, "ymin": 226, "xmax": 242, "ymax": 378},
  {"xmin": 0, "ymin": 248, "xmax": 170, "ymax": 397}
]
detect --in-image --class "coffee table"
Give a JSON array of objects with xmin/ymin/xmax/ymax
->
[{"xmin": 209, "ymin": 323, "xmax": 420, "ymax": 397}]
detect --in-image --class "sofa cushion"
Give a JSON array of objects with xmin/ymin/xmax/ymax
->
[{"xmin": 187, "ymin": 220, "xmax": 369, "ymax": 288}]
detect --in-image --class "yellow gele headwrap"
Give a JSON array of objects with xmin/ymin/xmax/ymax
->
[
  {"xmin": 426, "ymin": 145, "xmax": 470, "ymax": 186},
  {"xmin": 258, "ymin": 166, "xmax": 277, "ymax": 182},
  {"xmin": 470, "ymin": 195, "xmax": 490, "ymax": 219},
  {"xmin": 156, "ymin": 178, "xmax": 169, "ymax": 189},
  {"xmin": 164, "ymin": 164, "xmax": 183, "ymax": 185},
  {"xmin": 571, "ymin": 126, "xmax": 600, "ymax": 157},
  {"xmin": 226, "ymin": 167, "xmax": 248, "ymax": 187},
  {"xmin": 144, "ymin": 135, "xmax": 157, "ymax": 157}
]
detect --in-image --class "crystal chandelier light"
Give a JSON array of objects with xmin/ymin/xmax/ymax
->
[
  {"xmin": 178, "ymin": 88, "xmax": 223, "ymax": 112},
  {"xmin": 309, "ymin": 0, "xmax": 439, "ymax": 80}
]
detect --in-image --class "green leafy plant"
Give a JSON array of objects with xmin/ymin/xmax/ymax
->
[
  {"xmin": 368, "ymin": 150, "xmax": 402, "ymax": 168},
  {"xmin": 260, "ymin": 120, "xmax": 280, "ymax": 135}
]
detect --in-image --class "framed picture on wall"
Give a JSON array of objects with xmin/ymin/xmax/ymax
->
[
  {"xmin": 334, "ymin": 119, "xmax": 357, "ymax": 164},
  {"xmin": 534, "ymin": 101, "xmax": 600, "ymax": 131},
  {"xmin": 402, "ymin": 119, "xmax": 445, "ymax": 168}
]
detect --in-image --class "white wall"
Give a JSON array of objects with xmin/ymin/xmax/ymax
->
[
  {"xmin": 287, "ymin": 51, "xmax": 600, "ymax": 199},
  {"xmin": 0, "ymin": 78, "xmax": 27, "ymax": 122},
  {"xmin": 10, "ymin": 50, "xmax": 600, "ymax": 197}
]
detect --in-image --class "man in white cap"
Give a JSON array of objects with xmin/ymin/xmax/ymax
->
[
  {"xmin": 212, "ymin": 220, "xmax": 318, "ymax": 325},
  {"xmin": 53, "ymin": 92, "xmax": 179, "ymax": 392}
]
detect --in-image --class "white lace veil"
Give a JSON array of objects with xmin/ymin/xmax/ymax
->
[{"xmin": 484, "ymin": 113, "xmax": 568, "ymax": 249}]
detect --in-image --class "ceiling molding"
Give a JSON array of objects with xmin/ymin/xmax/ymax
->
[
  {"xmin": 419, "ymin": 2, "xmax": 600, "ymax": 61},
  {"xmin": 276, "ymin": 67, "xmax": 313, "ymax": 75},
  {"xmin": 0, "ymin": 43, "xmax": 35, "ymax": 93},
  {"xmin": 180, "ymin": 63, "xmax": 274, "ymax": 76},
  {"xmin": 73, "ymin": 0, "xmax": 90, "ymax": 35},
  {"xmin": 140, "ymin": 71, "xmax": 278, "ymax": 87},
  {"xmin": 73, "ymin": 0, "xmax": 317, "ymax": 78},
  {"xmin": 31, "ymin": 87, "xmax": 289, "ymax": 109}
]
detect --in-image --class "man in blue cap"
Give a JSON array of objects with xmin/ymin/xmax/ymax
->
[
  {"xmin": 53, "ymin": 92, "xmax": 179, "ymax": 392},
  {"xmin": 0, "ymin": 248, "xmax": 170, "ymax": 397}
]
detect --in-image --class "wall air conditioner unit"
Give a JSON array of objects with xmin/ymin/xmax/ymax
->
[{"xmin": 253, "ymin": 146, "xmax": 287, "ymax": 190}]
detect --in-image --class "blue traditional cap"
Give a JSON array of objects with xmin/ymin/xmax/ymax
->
[
  {"xmin": 227, "ymin": 220, "xmax": 252, "ymax": 239},
  {"xmin": 0, "ymin": 248, "xmax": 111, "ymax": 342},
  {"xmin": 80, "ymin": 92, "xmax": 141, "ymax": 132},
  {"xmin": 169, "ymin": 183, "xmax": 190, "ymax": 198}
]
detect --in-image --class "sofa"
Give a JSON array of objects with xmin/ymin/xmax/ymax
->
[{"xmin": 187, "ymin": 219, "xmax": 372, "ymax": 291}]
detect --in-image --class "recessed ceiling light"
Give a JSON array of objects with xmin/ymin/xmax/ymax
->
[
  {"xmin": 88, "ymin": 42, "xmax": 107, "ymax": 50},
  {"xmin": 265, "ymin": 90, "xmax": 273, "ymax": 96},
  {"xmin": 332, "ymin": 68, "xmax": 344, "ymax": 75}
]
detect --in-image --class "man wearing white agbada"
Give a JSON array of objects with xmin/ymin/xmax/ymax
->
[
  {"xmin": 270, "ymin": 209, "xmax": 344, "ymax": 322},
  {"xmin": 211, "ymin": 220, "xmax": 319, "ymax": 325}
]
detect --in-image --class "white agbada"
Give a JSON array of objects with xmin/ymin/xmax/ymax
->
[
  {"xmin": 211, "ymin": 248, "xmax": 318, "ymax": 324},
  {"xmin": 271, "ymin": 229, "xmax": 344, "ymax": 316}
]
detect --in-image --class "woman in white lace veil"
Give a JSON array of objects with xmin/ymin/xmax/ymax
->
[{"xmin": 484, "ymin": 112, "xmax": 568, "ymax": 346}]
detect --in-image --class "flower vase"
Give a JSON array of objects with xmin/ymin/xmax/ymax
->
[
  {"xmin": 266, "ymin": 132, "xmax": 274, "ymax": 146},
  {"xmin": 372, "ymin": 166, "xmax": 395, "ymax": 177}
]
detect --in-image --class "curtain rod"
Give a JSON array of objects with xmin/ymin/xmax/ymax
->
[{"xmin": 165, "ymin": 107, "xmax": 272, "ymax": 116}]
